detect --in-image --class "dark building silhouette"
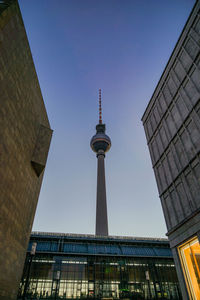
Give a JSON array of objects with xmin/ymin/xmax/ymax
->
[
  {"xmin": 0, "ymin": 1, "xmax": 52, "ymax": 299},
  {"xmin": 90, "ymin": 89, "xmax": 111, "ymax": 236},
  {"xmin": 142, "ymin": 1, "xmax": 200, "ymax": 299},
  {"xmin": 18, "ymin": 232, "xmax": 181, "ymax": 299}
]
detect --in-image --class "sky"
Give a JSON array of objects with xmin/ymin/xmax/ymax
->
[{"xmin": 19, "ymin": 0, "xmax": 195, "ymax": 238}]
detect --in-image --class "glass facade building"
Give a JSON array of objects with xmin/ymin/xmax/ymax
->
[{"xmin": 18, "ymin": 232, "xmax": 181, "ymax": 299}]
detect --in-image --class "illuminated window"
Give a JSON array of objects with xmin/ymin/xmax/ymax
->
[{"xmin": 179, "ymin": 236, "xmax": 200, "ymax": 299}]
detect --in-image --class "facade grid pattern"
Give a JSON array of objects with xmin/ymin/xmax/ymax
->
[
  {"xmin": 143, "ymin": 7, "xmax": 200, "ymax": 233},
  {"xmin": 142, "ymin": 2, "xmax": 200, "ymax": 299},
  {"xmin": 18, "ymin": 233, "xmax": 181, "ymax": 300}
]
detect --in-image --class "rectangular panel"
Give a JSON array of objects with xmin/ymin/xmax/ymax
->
[
  {"xmin": 146, "ymin": 119, "xmax": 153, "ymax": 140},
  {"xmin": 196, "ymin": 106, "xmax": 200, "ymax": 124},
  {"xmin": 194, "ymin": 17, "xmax": 200, "ymax": 34},
  {"xmin": 174, "ymin": 138, "xmax": 187, "ymax": 167},
  {"xmin": 174, "ymin": 60, "xmax": 185, "ymax": 82},
  {"xmin": 193, "ymin": 162, "xmax": 200, "ymax": 208},
  {"xmin": 191, "ymin": 68, "xmax": 200, "ymax": 91},
  {"xmin": 153, "ymin": 105, "xmax": 161, "ymax": 124},
  {"xmin": 170, "ymin": 104, "xmax": 181, "ymax": 129},
  {"xmin": 180, "ymin": 127, "xmax": 194, "ymax": 161},
  {"xmin": 160, "ymin": 194, "xmax": 171, "ymax": 229},
  {"xmin": 184, "ymin": 79, "xmax": 197, "ymax": 102},
  {"xmin": 176, "ymin": 95, "xmax": 188, "ymax": 120},
  {"xmin": 165, "ymin": 113, "xmax": 176, "ymax": 138},
  {"xmin": 185, "ymin": 37, "xmax": 199, "ymax": 60},
  {"xmin": 185, "ymin": 170, "xmax": 199, "ymax": 209},
  {"xmin": 157, "ymin": 163, "xmax": 167, "ymax": 192},
  {"xmin": 166, "ymin": 149, "xmax": 178, "ymax": 179},
  {"xmin": 179, "ymin": 49, "xmax": 193, "ymax": 72},
  {"xmin": 155, "ymin": 132, "xmax": 164, "ymax": 158},
  {"xmin": 163, "ymin": 85, "xmax": 172, "ymax": 105},
  {"xmin": 165, "ymin": 191, "xmax": 177, "ymax": 228},
  {"xmin": 170, "ymin": 69, "xmax": 181, "ymax": 87},
  {"xmin": 143, "ymin": 122, "xmax": 150, "ymax": 141},
  {"xmin": 167, "ymin": 76, "xmax": 177, "ymax": 97},
  {"xmin": 159, "ymin": 125, "xmax": 168, "ymax": 149},
  {"xmin": 163, "ymin": 155, "xmax": 172, "ymax": 185},
  {"xmin": 176, "ymin": 181, "xmax": 191, "ymax": 218},
  {"xmin": 187, "ymin": 119, "xmax": 200, "ymax": 152},
  {"xmin": 151, "ymin": 139, "xmax": 159, "ymax": 163},
  {"xmin": 170, "ymin": 188, "xmax": 184, "ymax": 224},
  {"xmin": 150, "ymin": 112, "xmax": 157, "ymax": 132},
  {"xmin": 158, "ymin": 93, "xmax": 167, "ymax": 114}
]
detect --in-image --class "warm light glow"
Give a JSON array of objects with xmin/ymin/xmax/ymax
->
[{"xmin": 179, "ymin": 236, "xmax": 200, "ymax": 299}]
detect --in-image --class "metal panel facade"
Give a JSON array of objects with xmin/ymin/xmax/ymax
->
[{"xmin": 142, "ymin": 1, "xmax": 200, "ymax": 299}]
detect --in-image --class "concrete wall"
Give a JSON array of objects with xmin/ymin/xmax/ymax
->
[
  {"xmin": 142, "ymin": 1, "xmax": 200, "ymax": 298},
  {"xmin": 0, "ymin": 1, "xmax": 52, "ymax": 299}
]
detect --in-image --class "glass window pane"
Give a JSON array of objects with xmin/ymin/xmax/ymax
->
[{"xmin": 179, "ymin": 236, "xmax": 200, "ymax": 299}]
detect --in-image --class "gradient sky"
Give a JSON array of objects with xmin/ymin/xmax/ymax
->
[{"xmin": 19, "ymin": 0, "xmax": 195, "ymax": 238}]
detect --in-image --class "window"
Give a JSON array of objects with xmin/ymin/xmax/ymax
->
[{"xmin": 178, "ymin": 236, "xmax": 200, "ymax": 299}]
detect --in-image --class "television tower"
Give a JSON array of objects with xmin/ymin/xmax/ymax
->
[{"xmin": 90, "ymin": 89, "xmax": 111, "ymax": 236}]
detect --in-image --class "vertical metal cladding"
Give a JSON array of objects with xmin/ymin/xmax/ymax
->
[{"xmin": 142, "ymin": 2, "xmax": 200, "ymax": 299}]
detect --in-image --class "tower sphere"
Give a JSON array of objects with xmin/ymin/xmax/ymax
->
[{"xmin": 90, "ymin": 124, "xmax": 111, "ymax": 153}]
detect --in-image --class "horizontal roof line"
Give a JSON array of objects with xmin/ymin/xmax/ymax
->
[{"xmin": 31, "ymin": 231, "xmax": 168, "ymax": 242}]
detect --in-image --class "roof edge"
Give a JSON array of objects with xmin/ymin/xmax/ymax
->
[{"xmin": 31, "ymin": 231, "xmax": 168, "ymax": 242}]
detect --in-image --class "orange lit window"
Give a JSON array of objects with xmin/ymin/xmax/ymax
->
[{"xmin": 178, "ymin": 236, "xmax": 200, "ymax": 299}]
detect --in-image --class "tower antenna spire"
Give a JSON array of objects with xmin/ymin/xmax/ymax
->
[{"xmin": 99, "ymin": 88, "xmax": 102, "ymax": 124}]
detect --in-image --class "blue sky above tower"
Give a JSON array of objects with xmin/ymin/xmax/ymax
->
[{"xmin": 19, "ymin": 0, "xmax": 195, "ymax": 237}]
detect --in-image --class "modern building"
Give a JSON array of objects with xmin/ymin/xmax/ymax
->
[
  {"xmin": 142, "ymin": 1, "xmax": 200, "ymax": 299},
  {"xmin": 0, "ymin": 1, "xmax": 52, "ymax": 299},
  {"xmin": 17, "ymin": 92, "xmax": 183, "ymax": 299},
  {"xmin": 18, "ymin": 232, "xmax": 181, "ymax": 299}
]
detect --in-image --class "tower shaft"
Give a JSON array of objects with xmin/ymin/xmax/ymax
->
[
  {"xmin": 96, "ymin": 151, "xmax": 108, "ymax": 236},
  {"xmin": 91, "ymin": 90, "xmax": 111, "ymax": 236}
]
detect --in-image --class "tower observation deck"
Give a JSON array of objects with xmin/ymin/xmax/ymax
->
[{"xmin": 90, "ymin": 89, "xmax": 111, "ymax": 236}]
